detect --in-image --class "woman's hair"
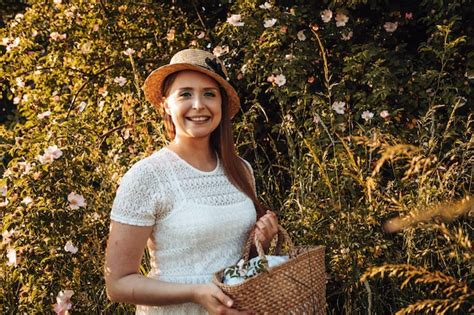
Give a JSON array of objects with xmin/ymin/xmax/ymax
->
[{"xmin": 160, "ymin": 71, "xmax": 266, "ymax": 219}]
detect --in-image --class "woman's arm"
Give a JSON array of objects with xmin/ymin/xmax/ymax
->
[{"xmin": 104, "ymin": 221, "xmax": 253, "ymax": 314}]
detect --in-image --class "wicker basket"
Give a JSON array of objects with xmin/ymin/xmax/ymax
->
[{"xmin": 212, "ymin": 225, "xmax": 326, "ymax": 314}]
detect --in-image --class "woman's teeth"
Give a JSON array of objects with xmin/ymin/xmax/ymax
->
[{"xmin": 187, "ymin": 116, "xmax": 210, "ymax": 121}]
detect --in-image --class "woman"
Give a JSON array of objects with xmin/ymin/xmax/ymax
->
[{"xmin": 104, "ymin": 49, "xmax": 279, "ymax": 314}]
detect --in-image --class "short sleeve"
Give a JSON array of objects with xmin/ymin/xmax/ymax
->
[
  {"xmin": 110, "ymin": 160, "xmax": 161, "ymax": 226},
  {"xmin": 240, "ymin": 157, "xmax": 256, "ymax": 194}
]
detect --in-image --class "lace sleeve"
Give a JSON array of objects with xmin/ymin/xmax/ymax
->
[{"xmin": 110, "ymin": 160, "xmax": 162, "ymax": 226}]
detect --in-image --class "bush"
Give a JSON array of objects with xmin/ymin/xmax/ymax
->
[{"xmin": 1, "ymin": 0, "xmax": 472, "ymax": 313}]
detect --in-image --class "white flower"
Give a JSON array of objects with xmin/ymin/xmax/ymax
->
[
  {"xmin": 383, "ymin": 22, "xmax": 398, "ymax": 33},
  {"xmin": 332, "ymin": 101, "xmax": 346, "ymax": 114},
  {"xmin": 297, "ymin": 30, "xmax": 306, "ymax": 41},
  {"xmin": 123, "ymin": 48, "xmax": 135, "ymax": 56},
  {"xmin": 380, "ymin": 110, "xmax": 390, "ymax": 118},
  {"xmin": 21, "ymin": 196, "xmax": 33, "ymax": 205},
  {"xmin": 64, "ymin": 241, "xmax": 78, "ymax": 254},
  {"xmin": 273, "ymin": 74, "xmax": 286, "ymax": 87},
  {"xmin": 13, "ymin": 96, "xmax": 21, "ymax": 104},
  {"xmin": 37, "ymin": 110, "xmax": 51, "ymax": 119},
  {"xmin": 54, "ymin": 0, "xmax": 62, "ymax": 4},
  {"xmin": 285, "ymin": 54, "xmax": 295, "ymax": 61},
  {"xmin": 227, "ymin": 14, "xmax": 244, "ymax": 27},
  {"xmin": 16, "ymin": 77, "xmax": 25, "ymax": 87},
  {"xmin": 6, "ymin": 37, "xmax": 20, "ymax": 51},
  {"xmin": 50, "ymin": 32, "xmax": 67, "ymax": 41},
  {"xmin": 0, "ymin": 198, "xmax": 9, "ymax": 207},
  {"xmin": 1, "ymin": 185, "xmax": 6, "ymax": 197},
  {"xmin": 263, "ymin": 18, "xmax": 277, "ymax": 28},
  {"xmin": 197, "ymin": 31, "xmax": 205, "ymax": 39},
  {"xmin": 68, "ymin": 192, "xmax": 86, "ymax": 210},
  {"xmin": 335, "ymin": 13, "xmax": 349, "ymax": 27},
  {"xmin": 361, "ymin": 110, "xmax": 374, "ymax": 121},
  {"xmin": 15, "ymin": 13, "xmax": 24, "ymax": 21},
  {"xmin": 114, "ymin": 76, "xmax": 127, "ymax": 87},
  {"xmin": 77, "ymin": 101, "xmax": 86, "ymax": 112},
  {"xmin": 341, "ymin": 31, "xmax": 353, "ymax": 41},
  {"xmin": 18, "ymin": 161, "xmax": 32, "ymax": 174},
  {"xmin": 259, "ymin": 2, "xmax": 272, "ymax": 9},
  {"xmin": 313, "ymin": 114, "xmax": 321, "ymax": 124},
  {"xmin": 7, "ymin": 248, "xmax": 17, "ymax": 266},
  {"xmin": 32, "ymin": 30, "xmax": 38, "ymax": 37},
  {"xmin": 53, "ymin": 290, "xmax": 74, "ymax": 314},
  {"xmin": 212, "ymin": 45, "xmax": 229, "ymax": 57},
  {"xmin": 1, "ymin": 37, "xmax": 10, "ymax": 46},
  {"xmin": 38, "ymin": 145, "xmax": 63, "ymax": 164},
  {"xmin": 340, "ymin": 247, "xmax": 350, "ymax": 254},
  {"xmin": 321, "ymin": 9, "xmax": 333, "ymax": 23}
]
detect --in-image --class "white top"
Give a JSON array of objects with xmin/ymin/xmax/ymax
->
[{"xmin": 110, "ymin": 147, "xmax": 257, "ymax": 314}]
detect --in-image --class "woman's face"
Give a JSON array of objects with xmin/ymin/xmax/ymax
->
[{"xmin": 164, "ymin": 70, "xmax": 222, "ymax": 141}]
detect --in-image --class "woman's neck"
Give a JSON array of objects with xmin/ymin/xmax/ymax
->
[{"xmin": 166, "ymin": 136, "xmax": 217, "ymax": 171}]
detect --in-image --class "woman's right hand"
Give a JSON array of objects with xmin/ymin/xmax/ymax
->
[{"xmin": 194, "ymin": 283, "xmax": 254, "ymax": 315}]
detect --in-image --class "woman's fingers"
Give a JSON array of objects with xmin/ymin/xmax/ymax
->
[
  {"xmin": 255, "ymin": 211, "xmax": 279, "ymax": 243},
  {"xmin": 212, "ymin": 288, "xmax": 234, "ymax": 308}
]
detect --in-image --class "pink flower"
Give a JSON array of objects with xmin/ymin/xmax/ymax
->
[
  {"xmin": 38, "ymin": 110, "xmax": 51, "ymax": 119},
  {"xmin": 335, "ymin": 13, "xmax": 349, "ymax": 27},
  {"xmin": 227, "ymin": 14, "xmax": 244, "ymax": 27},
  {"xmin": 341, "ymin": 31, "xmax": 353, "ymax": 41},
  {"xmin": 361, "ymin": 110, "xmax": 374, "ymax": 121},
  {"xmin": 259, "ymin": 2, "xmax": 272, "ymax": 9},
  {"xmin": 53, "ymin": 290, "xmax": 74, "ymax": 315},
  {"xmin": 38, "ymin": 145, "xmax": 63, "ymax": 164},
  {"xmin": 114, "ymin": 76, "xmax": 127, "ymax": 87},
  {"xmin": 380, "ymin": 110, "xmax": 390, "ymax": 118},
  {"xmin": 50, "ymin": 32, "xmax": 67, "ymax": 41},
  {"xmin": 21, "ymin": 196, "xmax": 33, "ymax": 205},
  {"xmin": 384, "ymin": 22, "xmax": 398, "ymax": 33},
  {"xmin": 405, "ymin": 12, "xmax": 413, "ymax": 20},
  {"xmin": 64, "ymin": 241, "xmax": 78, "ymax": 254},
  {"xmin": 332, "ymin": 101, "xmax": 346, "ymax": 114},
  {"xmin": 2, "ymin": 229, "xmax": 15, "ymax": 244},
  {"xmin": 68, "ymin": 192, "xmax": 86, "ymax": 210},
  {"xmin": 321, "ymin": 9, "xmax": 333, "ymax": 23},
  {"xmin": 197, "ymin": 31, "xmax": 205, "ymax": 39},
  {"xmin": 267, "ymin": 74, "xmax": 286, "ymax": 87}
]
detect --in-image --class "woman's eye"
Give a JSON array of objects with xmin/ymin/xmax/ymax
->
[
  {"xmin": 204, "ymin": 92, "xmax": 216, "ymax": 97},
  {"xmin": 180, "ymin": 92, "xmax": 191, "ymax": 97}
]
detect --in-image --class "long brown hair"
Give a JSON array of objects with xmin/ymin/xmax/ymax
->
[{"xmin": 159, "ymin": 71, "xmax": 266, "ymax": 219}]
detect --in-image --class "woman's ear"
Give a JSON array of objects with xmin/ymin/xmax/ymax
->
[{"xmin": 162, "ymin": 98, "xmax": 171, "ymax": 115}]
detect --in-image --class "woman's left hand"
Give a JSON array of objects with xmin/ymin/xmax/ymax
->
[{"xmin": 254, "ymin": 210, "xmax": 279, "ymax": 246}]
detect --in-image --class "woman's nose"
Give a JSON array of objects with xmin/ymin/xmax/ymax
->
[{"xmin": 192, "ymin": 96, "xmax": 205, "ymax": 110}]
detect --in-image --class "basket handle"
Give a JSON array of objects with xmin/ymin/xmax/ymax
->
[{"xmin": 242, "ymin": 224, "xmax": 294, "ymax": 263}]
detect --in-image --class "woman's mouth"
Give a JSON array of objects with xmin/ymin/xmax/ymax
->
[{"xmin": 186, "ymin": 116, "xmax": 211, "ymax": 122}]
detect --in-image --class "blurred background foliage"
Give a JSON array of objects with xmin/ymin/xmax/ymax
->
[{"xmin": 1, "ymin": 0, "xmax": 472, "ymax": 313}]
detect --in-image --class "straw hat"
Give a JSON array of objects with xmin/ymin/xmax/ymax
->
[{"xmin": 143, "ymin": 49, "xmax": 240, "ymax": 119}]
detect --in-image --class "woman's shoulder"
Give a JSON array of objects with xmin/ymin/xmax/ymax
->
[{"xmin": 121, "ymin": 148, "xmax": 174, "ymax": 182}]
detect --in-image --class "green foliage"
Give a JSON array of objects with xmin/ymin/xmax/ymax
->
[{"xmin": 1, "ymin": 0, "xmax": 472, "ymax": 313}]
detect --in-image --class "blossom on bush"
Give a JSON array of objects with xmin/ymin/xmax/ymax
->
[
  {"xmin": 123, "ymin": 48, "xmax": 135, "ymax": 56},
  {"xmin": 21, "ymin": 196, "xmax": 33, "ymax": 205},
  {"xmin": 342, "ymin": 31, "xmax": 353, "ymax": 41},
  {"xmin": 50, "ymin": 32, "xmax": 67, "ymax": 41},
  {"xmin": 227, "ymin": 14, "xmax": 244, "ymax": 27},
  {"xmin": 16, "ymin": 77, "xmax": 25, "ymax": 87},
  {"xmin": 76, "ymin": 102, "xmax": 86, "ymax": 112},
  {"xmin": 263, "ymin": 18, "xmax": 277, "ymax": 28},
  {"xmin": 380, "ymin": 110, "xmax": 390, "ymax": 118},
  {"xmin": 213, "ymin": 45, "xmax": 229, "ymax": 57},
  {"xmin": 166, "ymin": 28, "xmax": 175, "ymax": 41},
  {"xmin": 297, "ymin": 30, "xmax": 306, "ymax": 41},
  {"xmin": 1, "ymin": 185, "xmax": 6, "ymax": 197},
  {"xmin": 335, "ymin": 13, "xmax": 349, "ymax": 27},
  {"xmin": 259, "ymin": 2, "xmax": 272, "ymax": 9},
  {"xmin": 321, "ymin": 9, "xmax": 333, "ymax": 23},
  {"xmin": 332, "ymin": 101, "xmax": 346, "ymax": 114},
  {"xmin": 267, "ymin": 74, "xmax": 286, "ymax": 87},
  {"xmin": 7, "ymin": 248, "xmax": 17, "ymax": 266},
  {"xmin": 114, "ymin": 76, "xmax": 127, "ymax": 86},
  {"xmin": 18, "ymin": 161, "xmax": 32, "ymax": 175},
  {"xmin": 405, "ymin": 12, "xmax": 413, "ymax": 20},
  {"xmin": 38, "ymin": 110, "xmax": 52, "ymax": 119},
  {"xmin": 53, "ymin": 290, "xmax": 74, "ymax": 315},
  {"xmin": 361, "ymin": 110, "xmax": 374, "ymax": 121},
  {"xmin": 37, "ymin": 145, "xmax": 63, "ymax": 164},
  {"xmin": 64, "ymin": 241, "xmax": 78, "ymax": 254},
  {"xmin": 68, "ymin": 192, "xmax": 86, "ymax": 210},
  {"xmin": 197, "ymin": 31, "xmax": 205, "ymax": 39},
  {"xmin": 285, "ymin": 54, "xmax": 295, "ymax": 61},
  {"xmin": 384, "ymin": 22, "xmax": 398, "ymax": 32}
]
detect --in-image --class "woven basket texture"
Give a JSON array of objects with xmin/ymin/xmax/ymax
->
[{"xmin": 212, "ymin": 225, "xmax": 326, "ymax": 314}]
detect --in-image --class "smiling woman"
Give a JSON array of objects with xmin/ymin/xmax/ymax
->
[{"xmin": 104, "ymin": 49, "xmax": 279, "ymax": 315}]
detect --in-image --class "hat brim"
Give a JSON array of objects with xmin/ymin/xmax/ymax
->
[{"xmin": 143, "ymin": 63, "xmax": 240, "ymax": 119}]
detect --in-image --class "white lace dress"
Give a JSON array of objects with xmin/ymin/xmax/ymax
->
[{"xmin": 110, "ymin": 147, "xmax": 257, "ymax": 314}]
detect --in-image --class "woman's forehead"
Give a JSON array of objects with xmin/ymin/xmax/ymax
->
[{"xmin": 170, "ymin": 70, "xmax": 220, "ymax": 89}]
